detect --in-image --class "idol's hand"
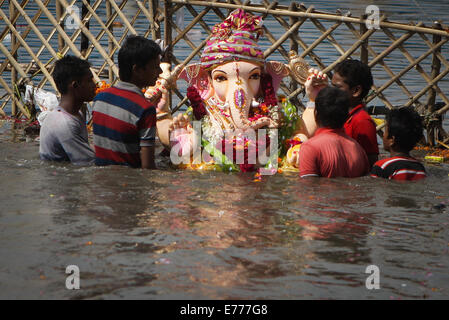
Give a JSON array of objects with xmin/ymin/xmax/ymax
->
[
  {"xmin": 305, "ymin": 68, "xmax": 328, "ymax": 102},
  {"xmin": 169, "ymin": 113, "xmax": 192, "ymax": 133}
]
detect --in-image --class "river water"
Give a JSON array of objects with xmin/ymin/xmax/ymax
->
[{"xmin": 1, "ymin": 0, "xmax": 449, "ymax": 300}]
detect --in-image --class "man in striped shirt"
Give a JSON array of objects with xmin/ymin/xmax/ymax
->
[
  {"xmin": 92, "ymin": 36, "xmax": 163, "ymax": 169},
  {"xmin": 371, "ymin": 107, "xmax": 426, "ymax": 181}
]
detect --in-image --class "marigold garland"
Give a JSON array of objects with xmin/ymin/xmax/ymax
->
[{"xmin": 95, "ymin": 81, "xmax": 110, "ymax": 95}]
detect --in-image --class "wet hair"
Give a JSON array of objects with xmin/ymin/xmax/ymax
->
[
  {"xmin": 334, "ymin": 59, "xmax": 374, "ymax": 100},
  {"xmin": 53, "ymin": 55, "xmax": 91, "ymax": 95},
  {"xmin": 118, "ymin": 35, "xmax": 161, "ymax": 81},
  {"xmin": 386, "ymin": 107, "xmax": 423, "ymax": 152},
  {"xmin": 315, "ymin": 87, "xmax": 350, "ymax": 129}
]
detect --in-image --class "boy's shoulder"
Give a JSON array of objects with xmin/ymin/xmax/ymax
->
[
  {"xmin": 372, "ymin": 156, "xmax": 426, "ymax": 180},
  {"xmin": 374, "ymin": 156, "xmax": 423, "ymax": 168},
  {"xmin": 94, "ymin": 85, "xmax": 155, "ymax": 111}
]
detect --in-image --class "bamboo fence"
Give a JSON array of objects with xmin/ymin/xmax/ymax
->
[{"xmin": 1, "ymin": 0, "xmax": 448, "ymax": 145}]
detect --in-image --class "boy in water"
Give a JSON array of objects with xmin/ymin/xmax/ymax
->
[
  {"xmin": 92, "ymin": 35, "xmax": 165, "ymax": 169},
  {"xmin": 39, "ymin": 55, "xmax": 96, "ymax": 165},
  {"xmin": 371, "ymin": 107, "xmax": 426, "ymax": 181}
]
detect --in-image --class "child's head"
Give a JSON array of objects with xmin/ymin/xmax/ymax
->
[
  {"xmin": 53, "ymin": 55, "xmax": 96, "ymax": 102},
  {"xmin": 118, "ymin": 35, "xmax": 162, "ymax": 87},
  {"xmin": 315, "ymin": 87, "xmax": 350, "ymax": 129},
  {"xmin": 332, "ymin": 59, "xmax": 373, "ymax": 106},
  {"xmin": 383, "ymin": 107, "xmax": 423, "ymax": 153}
]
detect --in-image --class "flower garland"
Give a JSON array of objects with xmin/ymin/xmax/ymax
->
[
  {"xmin": 187, "ymin": 86, "xmax": 207, "ymax": 120},
  {"xmin": 260, "ymin": 73, "xmax": 278, "ymax": 107},
  {"xmin": 95, "ymin": 81, "xmax": 111, "ymax": 95}
]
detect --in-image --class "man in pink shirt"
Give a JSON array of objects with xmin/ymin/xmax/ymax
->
[{"xmin": 298, "ymin": 87, "xmax": 369, "ymax": 178}]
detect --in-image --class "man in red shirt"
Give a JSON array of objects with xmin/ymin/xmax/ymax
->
[
  {"xmin": 304, "ymin": 60, "xmax": 379, "ymax": 168},
  {"xmin": 298, "ymin": 87, "xmax": 370, "ymax": 178},
  {"xmin": 332, "ymin": 60, "xmax": 379, "ymax": 167}
]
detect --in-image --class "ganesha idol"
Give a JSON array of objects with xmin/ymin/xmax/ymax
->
[{"xmin": 152, "ymin": 9, "xmax": 317, "ymax": 173}]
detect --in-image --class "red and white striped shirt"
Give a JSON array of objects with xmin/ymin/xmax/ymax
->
[{"xmin": 371, "ymin": 156, "xmax": 427, "ymax": 181}]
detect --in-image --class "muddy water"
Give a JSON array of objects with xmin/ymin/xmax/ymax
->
[{"xmin": 0, "ymin": 121, "xmax": 448, "ymax": 299}]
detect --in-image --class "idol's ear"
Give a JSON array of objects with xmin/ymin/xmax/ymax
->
[
  {"xmin": 178, "ymin": 63, "xmax": 213, "ymax": 100},
  {"xmin": 265, "ymin": 61, "xmax": 290, "ymax": 92}
]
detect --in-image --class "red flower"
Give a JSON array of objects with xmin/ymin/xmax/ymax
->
[
  {"xmin": 239, "ymin": 164, "xmax": 255, "ymax": 172},
  {"xmin": 261, "ymin": 73, "xmax": 278, "ymax": 107},
  {"xmin": 285, "ymin": 137, "xmax": 303, "ymax": 149},
  {"xmin": 187, "ymin": 86, "xmax": 207, "ymax": 120}
]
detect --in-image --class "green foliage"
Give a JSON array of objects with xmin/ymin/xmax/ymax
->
[{"xmin": 278, "ymin": 98, "xmax": 300, "ymax": 156}]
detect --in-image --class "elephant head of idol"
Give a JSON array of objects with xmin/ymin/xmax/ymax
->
[{"xmin": 178, "ymin": 9, "xmax": 291, "ymax": 133}]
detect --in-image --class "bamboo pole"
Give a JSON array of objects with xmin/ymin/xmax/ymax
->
[
  {"xmin": 417, "ymin": 32, "xmax": 449, "ymax": 105},
  {"xmin": 154, "ymin": 0, "xmax": 162, "ymax": 39},
  {"xmin": 34, "ymin": 0, "xmax": 88, "ymax": 90},
  {"xmin": 57, "ymin": 0, "xmax": 119, "ymax": 78},
  {"xmin": 322, "ymin": 16, "xmax": 385, "ymax": 74},
  {"xmin": 380, "ymin": 25, "xmax": 449, "ymax": 107},
  {"xmin": 170, "ymin": 0, "xmax": 449, "ymax": 37},
  {"xmin": 184, "ymin": 4, "xmax": 213, "ymax": 36},
  {"xmin": 404, "ymin": 67, "xmax": 449, "ymax": 109},
  {"xmin": 344, "ymin": 22, "xmax": 410, "ymax": 108},
  {"xmin": 34, "ymin": 0, "xmax": 101, "ymax": 87},
  {"xmin": 266, "ymin": 2, "xmax": 327, "ymax": 70},
  {"xmin": 164, "ymin": 0, "xmax": 173, "ymax": 111},
  {"xmin": 0, "ymin": 0, "xmax": 50, "ymax": 75},
  {"xmin": 34, "ymin": 0, "xmax": 87, "ymax": 59},
  {"xmin": 250, "ymin": 0, "xmax": 291, "ymax": 61},
  {"xmin": 0, "ymin": 0, "xmax": 25, "ymax": 41},
  {"xmin": 93, "ymin": 1, "xmax": 137, "ymax": 81},
  {"xmin": 106, "ymin": 0, "xmax": 114, "ymax": 83},
  {"xmin": 108, "ymin": 0, "xmax": 138, "ymax": 36},
  {"xmin": 287, "ymin": 16, "xmax": 384, "ymax": 100},
  {"xmin": 80, "ymin": 0, "xmax": 90, "ymax": 56},
  {"xmin": 0, "ymin": 7, "xmax": 58, "ymax": 91},
  {"xmin": 308, "ymin": 9, "xmax": 346, "ymax": 57},
  {"xmin": 169, "ymin": 3, "xmax": 212, "ymax": 45},
  {"xmin": 426, "ymin": 22, "xmax": 443, "ymax": 115},
  {"xmin": 360, "ymin": 14, "xmax": 368, "ymax": 65},
  {"xmin": 301, "ymin": 20, "xmax": 342, "ymax": 58},
  {"xmin": 148, "ymin": 0, "xmax": 157, "ymax": 40},
  {"xmin": 289, "ymin": 2, "xmax": 298, "ymax": 96},
  {"xmin": 81, "ymin": 0, "xmax": 120, "ymax": 49},
  {"xmin": 0, "ymin": 76, "xmax": 31, "ymax": 118},
  {"xmin": 436, "ymin": 103, "xmax": 449, "ymax": 116},
  {"xmin": 9, "ymin": 0, "xmax": 59, "ymax": 59},
  {"xmin": 56, "ymin": 0, "xmax": 64, "ymax": 51},
  {"xmin": 138, "ymin": 0, "xmax": 158, "ymax": 40},
  {"xmin": 369, "ymin": 24, "xmax": 422, "ymax": 67},
  {"xmin": 82, "ymin": 0, "xmax": 127, "ymax": 65},
  {"xmin": 373, "ymin": 37, "xmax": 449, "ymax": 102},
  {"xmin": 9, "ymin": 0, "xmax": 17, "ymax": 117},
  {"xmin": 0, "ymin": 42, "xmax": 28, "ymax": 80}
]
